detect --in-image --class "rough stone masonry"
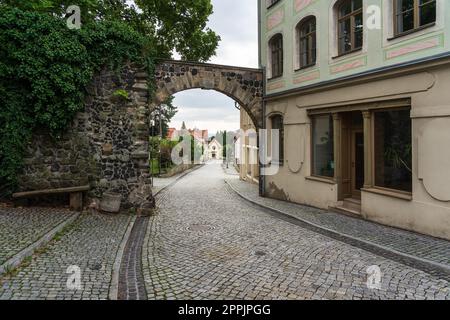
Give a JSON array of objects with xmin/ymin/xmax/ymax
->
[{"xmin": 18, "ymin": 63, "xmax": 154, "ymax": 212}]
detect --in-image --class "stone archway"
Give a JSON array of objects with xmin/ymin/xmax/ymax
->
[
  {"xmin": 18, "ymin": 60, "xmax": 263, "ymax": 212},
  {"xmin": 152, "ymin": 60, "xmax": 263, "ymax": 128}
]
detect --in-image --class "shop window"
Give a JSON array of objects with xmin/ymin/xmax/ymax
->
[
  {"xmin": 374, "ymin": 108, "xmax": 412, "ymax": 192},
  {"xmin": 312, "ymin": 115, "xmax": 334, "ymax": 178}
]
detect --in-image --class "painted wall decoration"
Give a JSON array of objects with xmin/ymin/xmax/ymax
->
[
  {"xmin": 330, "ymin": 57, "xmax": 367, "ymax": 74},
  {"xmin": 267, "ymin": 80, "xmax": 286, "ymax": 91},
  {"xmin": 386, "ymin": 36, "xmax": 442, "ymax": 60},
  {"xmin": 267, "ymin": 8, "xmax": 284, "ymax": 31},
  {"xmin": 293, "ymin": 70, "xmax": 320, "ymax": 84},
  {"xmin": 294, "ymin": 0, "xmax": 313, "ymax": 12}
]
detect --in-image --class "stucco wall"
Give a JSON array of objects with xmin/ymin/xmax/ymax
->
[{"xmin": 263, "ymin": 61, "xmax": 450, "ymax": 240}]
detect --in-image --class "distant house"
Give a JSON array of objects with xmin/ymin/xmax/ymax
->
[{"xmin": 207, "ymin": 138, "xmax": 223, "ymax": 160}]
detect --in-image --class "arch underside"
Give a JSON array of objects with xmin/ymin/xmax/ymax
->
[{"xmin": 153, "ymin": 60, "xmax": 264, "ymax": 129}]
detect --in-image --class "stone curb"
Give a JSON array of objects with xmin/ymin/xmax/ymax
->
[
  {"xmin": 0, "ymin": 212, "xmax": 81, "ymax": 277},
  {"xmin": 224, "ymin": 180, "xmax": 450, "ymax": 278},
  {"xmin": 109, "ymin": 215, "xmax": 136, "ymax": 300},
  {"xmin": 154, "ymin": 164, "xmax": 205, "ymax": 197}
]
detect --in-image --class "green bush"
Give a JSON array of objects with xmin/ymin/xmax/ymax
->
[{"xmin": 0, "ymin": 6, "xmax": 153, "ymax": 196}]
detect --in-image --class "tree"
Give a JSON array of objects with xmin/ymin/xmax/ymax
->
[
  {"xmin": 149, "ymin": 96, "xmax": 178, "ymax": 138},
  {"xmin": 0, "ymin": 0, "xmax": 221, "ymax": 61},
  {"xmin": 0, "ymin": 1, "xmax": 220, "ymax": 194}
]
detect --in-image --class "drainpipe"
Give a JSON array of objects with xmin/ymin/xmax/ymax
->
[
  {"xmin": 260, "ymin": 67, "xmax": 267, "ymax": 198},
  {"xmin": 257, "ymin": 0, "xmax": 266, "ymax": 198}
]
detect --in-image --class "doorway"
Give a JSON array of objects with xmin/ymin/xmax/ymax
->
[
  {"xmin": 351, "ymin": 130, "xmax": 364, "ymax": 198},
  {"xmin": 341, "ymin": 111, "xmax": 364, "ymax": 200}
]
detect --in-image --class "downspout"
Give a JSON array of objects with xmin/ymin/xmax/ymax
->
[{"xmin": 257, "ymin": 0, "xmax": 266, "ymax": 197}]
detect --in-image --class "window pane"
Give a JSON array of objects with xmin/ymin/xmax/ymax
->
[
  {"xmin": 312, "ymin": 115, "xmax": 334, "ymax": 178},
  {"xmin": 340, "ymin": 1, "xmax": 352, "ymax": 17},
  {"xmin": 397, "ymin": 0, "xmax": 414, "ymax": 12},
  {"xmin": 271, "ymin": 116, "xmax": 284, "ymax": 164},
  {"xmin": 354, "ymin": 13, "xmax": 363, "ymax": 49},
  {"xmin": 420, "ymin": 1, "xmax": 436, "ymax": 26},
  {"xmin": 374, "ymin": 109, "xmax": 412, "ymax": 192},
  {"xmin": 353, "ymin": 0, "xmax": 362, "ymax": 10},
  {"xmin": 397, "ymin": 10, "xmax": 414, "ymax": 33},
  {"xmin": 339, "ymin": 19, "xmax": 352, "ymax": 53}
]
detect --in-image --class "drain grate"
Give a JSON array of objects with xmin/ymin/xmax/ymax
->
[
  {"xmin": 254, "ymin": 251, "xmax": 267, "ymax": 257},
  {"xmin": 187, "ymin": 223, "xmax": 215, "ymax": 232}
]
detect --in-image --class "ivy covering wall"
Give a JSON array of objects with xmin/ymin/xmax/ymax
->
[{"xmin": 0, "ymin": 1, "xmax": 219, "ymax": 196}]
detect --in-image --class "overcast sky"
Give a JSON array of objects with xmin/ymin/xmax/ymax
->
[{"xmin": 170, "ymin": 0, "xmax": 258, "ymax": 135}]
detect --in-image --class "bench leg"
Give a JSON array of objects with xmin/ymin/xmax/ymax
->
[{"xmin": 70, "ymin": 192, "xmax": 83, "ymax": 211}]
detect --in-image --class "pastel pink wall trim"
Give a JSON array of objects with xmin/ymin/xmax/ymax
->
[
  {"xmin": 295, "ymin": 0, "xmax": 312, "ymax": 12},
  {"xmin": 267, "ymin": 9, "xmax": 284, "ymax": 31},
  {"xmin": 331, "ymin": 58, "xmax": 365, "ymax": 74},
  {"xmin": 386, "ymin": 39, "xmax": 440, "ymax": 59},
  {"xmin": 293, "ymin": 71, "xmax": 320, "ymax": 84},
  {"xmin": 268, "ymin": 81, "xmax": 285, "ymax": 91}
]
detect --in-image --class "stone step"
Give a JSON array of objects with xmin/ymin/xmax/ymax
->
[{"xmin": 343, "ymin": 198, "xmax": 361, "ymax": 212}]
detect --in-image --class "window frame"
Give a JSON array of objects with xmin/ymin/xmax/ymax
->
[
  {"xmin": 311, "ymin": 114, "xmax": 335, "ymax": 179},
  {"xmin": 393, "ymin": 0, "xmax": 437, "ymax": 37},
  {"xmin": 268, "ymin": 34, "xmax": 284, "ymax": 79},
  {"xmin": 296, "ymin": 16, "xmax": 317, "ymax": 70},
  {"xmin": 372, "ymin": 107, "xmax": 413, "ymax": 194},
  {"xmin": 267, "ymin": 0, "xmax": 282, "ymax": 10},
  {"xmin": 337, "ymin": 0, "xmax": 363, "ymax": 56},
  {"xmin": 270, "ymin": 114, "xmax": 284, "ymax": 166}
]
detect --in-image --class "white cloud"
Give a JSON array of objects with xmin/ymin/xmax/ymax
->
[{"xmin": 169, "ymin": 0, "xmax": 258, "ymax": 133}]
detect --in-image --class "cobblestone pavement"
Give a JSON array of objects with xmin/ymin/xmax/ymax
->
[
  {"xmin": 0, "ymin": 213, "xmax": 131, "ymax": 300},
  {"xmin": 0, "ymin": 208, "xmax": 76, "ymax": 265},
  {"xmin": 143, "ymin": 163, "xmax": 450, "ymax": 300},
  {"xmin": 225, "ymin": 177, "xmax": 450, "ymax": 268}
]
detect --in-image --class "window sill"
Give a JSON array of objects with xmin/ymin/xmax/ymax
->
[
  {"xmin": 388, "ymin": 23, "xmax": 436, "ymax": 41},
  {"xmin": 305, "ymin": 176, "xmax": 336, "ymax": 185},
  {"xmin": 268, "ymin": 75, "xmax": 283, "ymax": 82},
  {"xmin": 332, "ymin": 48, "xmax": 363, "ymax": 60},
  {"xmin": 361, "ymin": 187, "xmax": 412, "ymax": 201},
  {"xmin": 294, "ymin": 64, "xmax": 317, "ymax": 72}
]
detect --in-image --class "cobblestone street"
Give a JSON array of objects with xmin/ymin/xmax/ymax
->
[
  {"xmin": 0, "ymin": 163, "xmax": 449, "ymax": 300},
  {"xmin": 143, "ymin": 163, "xmax": 450, "ymax": 300},
  {"xmin": 0, "ymin": 213, "xmax": 131, "ymax": 300}
]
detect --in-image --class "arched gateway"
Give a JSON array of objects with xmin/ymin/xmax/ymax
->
[
  {"xmin": 153, "ymin": 60, "xmax": 263, "ymax": 128},
  {"xmin": 18, "ymin": 60, "xmax": 263, "ymax": 213}
]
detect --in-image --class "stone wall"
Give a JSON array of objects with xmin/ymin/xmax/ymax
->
[
  {"xmin": 17, "ymin": 60, "xmax": 263, "ymax": 212},
  {"xmin": 19, "ymin": 63, "xmax": 154, "ymax": 212}
]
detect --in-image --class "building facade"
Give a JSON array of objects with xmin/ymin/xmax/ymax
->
[
  {"xmin": 237, "ymin": 108, "xmax": 260, "ymax": 184},
  {"xmin": 207, "ymin": 138, "xmax": 223, "ymax": 160},
  {"xmin": 259, "ymin": 0, "xmax": 450, "ymax": 240}
]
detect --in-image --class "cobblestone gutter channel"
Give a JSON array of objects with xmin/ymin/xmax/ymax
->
[
  {"xmin": 114, "ymin": 165, "xmax": 204, "ymax": 300},
  {"xmin": 117, "ymin": 216, "xmax": 149, "ymax": 300}
]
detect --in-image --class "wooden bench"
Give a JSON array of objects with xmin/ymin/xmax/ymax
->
[{"xmin": 12, "ymin": 185, "xmax": 90, "ymax": 211}]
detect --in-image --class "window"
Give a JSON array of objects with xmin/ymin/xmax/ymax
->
[
  {"xmin": 267, "ymin": 0, "xmax": 281, "ymax": 8},
  {"xmin": 271, "ymin": 115, "xmax": 284, "ymax": 165},
  {"xmin": 374, "ymin": 108, "xmax": 412, "ymax": 193},
  {"xmin": 269, "ymin": 34, "xmax": 283, "ymax": 78},
  {"xmin": 312, "ymin": 115, "xmax": 334, "ymax": 178},
  {"xmin": 394, "ymin": 0, "xmax": 436, "ymax": 36},
  {"xmin": 297, "ymin": 17, "xmax": 317, "ymax": 69},
  {"xmin": 337, "ymin": 0, "xmax": 363, "ymax": 55}
]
